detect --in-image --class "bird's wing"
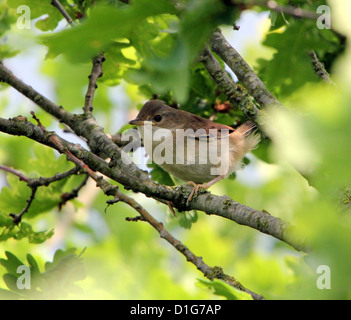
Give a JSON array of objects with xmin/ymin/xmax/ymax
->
[{"xmin": 181, "ymin": 114, "xmax": 234, "ymax": 141}]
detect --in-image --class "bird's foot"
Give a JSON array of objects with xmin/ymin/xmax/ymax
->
[
  {"xmin": 185, "ymin": 175, "xmax": 226, "ymax": 205},
  {"xmin": 185, "ymin": 181, "xmax": 207, "ymax": 205}
]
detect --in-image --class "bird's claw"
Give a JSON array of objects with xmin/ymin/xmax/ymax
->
[{"xmin": 185, "ymin": 181, "xmax": 205, "ymax": 205}]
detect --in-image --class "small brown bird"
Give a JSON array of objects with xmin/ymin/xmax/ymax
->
[{"xmin": 129, "ymin": 99, "xmax": 260, "ymax": 203}]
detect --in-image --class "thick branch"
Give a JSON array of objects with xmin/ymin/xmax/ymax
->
[
  {"xmin": 199, "ymin": 47, "xmax": 261, "ymax": 124},
  {"xmin": 0, "ymin": 60, "xmax": 149, "ymax": 183},
  {"xmin": 35, "ymin": 118, "xmax": 263, "ymax": 299},
  {"xmin": 0, "ymin": 116, "xmax": 308, "ymax": 252},
  {"xmin": 0, "ymin": 60, "xmax": 75, "ymax": 125},
  {"xmin": 210, "ymin": 29, "xmax": 281, "ymax": 109},
  {"xmin": 0, "ymin": 58, "xmax": 308, "ymax": 252}
]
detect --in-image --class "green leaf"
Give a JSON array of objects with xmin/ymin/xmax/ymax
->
[
  {"xmin": 7, "ymin": 0, "xmax": 63, "ymax": 31},
  {"xmin": 26, "ymin": 254, "xmax": 40, "ymax": 276},
  {"xmin": 2, "ymin": 274, "xmax": 20, "ymax": 292},
  {"xmin": 30, "ymin": 144, "xmax": 73, "ymax": 177},
  {"xmin": 0, "ymin": 213, "xmax": 13, "ymax": 228},
  {"xmin": 0, "ymin": 249, "xmax": 86, "ymax": 299},
  {"xmin": 0, "ymin": 44, "xmax": 20, "ymax": 59},
  {"xmin": 0, "ymin": 219, "xmax": 54, "ymax": 243},
  {"xmin": 0, "ymin": 3, "xmax": 16, "ymax": 37},
  {"xmin": 0, "ymin": 251, "xmax": 24, "ymax": 276},
  {"xmin": 0, "ymin": 175, "xmax": 55, "ymax": 220},
  {"xmin": 128, "ymin": 0, "xmax": 237, "ymax": 102},
  {"xmin": 178, "ymin": 210, "xmax": 198, "ymax": 229},
  {"xmin": 41, "ymin": 0, "xmax": 176, "ymax": 62},
  {"xmin": 43, "ymin": 248, "xmax": 86, "ymax": 297},
  {"xmin": 15, "ymin": 223, "xmax": 54, "ymax": 244},
  {"xmin": 148, "ymin": 162, "xmax": 174, "ymax": 186},
  {"xmin": 101, "ymin": 41, "xmax": 136, "ymax": 86},
  {"xmin": 196, "ymin": 278, "xmax": 253, "ymax": 300},
  {"xmin": 257, "ymin": 19, "xmax": 340, "ymax": 97},
  {"xmin": 45, "ymin": 248, "xmax": 78, "ymax": 272},
  {"xmin": 0, "ymin": 288, "xmax": 20, "ymax": 300}
]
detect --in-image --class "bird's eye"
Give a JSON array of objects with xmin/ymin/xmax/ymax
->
[{"xmin": 153, "ymin": 114, "xmax": 162, "ymax": 122}]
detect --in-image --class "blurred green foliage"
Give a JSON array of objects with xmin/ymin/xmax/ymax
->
[
  {"xmin": 0, "ymin": 0, "xmax": 350, "ymax": 300},
  {"xmin": 0, "ymin": 248, "xmax": 85, "ymax": 299}
]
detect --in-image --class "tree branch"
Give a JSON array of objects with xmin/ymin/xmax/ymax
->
[
  {"xmin": 0, "ymin": 56, "xmax": 309, "ymax": 252},
  {"xmin": 258, "ymin": 0, "xmax": 320, "ymax": 20},
  {"xmin": 10, "ymin": 186, "xmax": 37, "ymax": 224},
  {"xmin": 114, "ymin": 190, "xmax": 264, "ymax": 300},
  {"xmin": 0, "ymin": 165, "xmax": 29, "ymax": 182},
  {"xmin": 38, "ymin": 128, "xmax": 264, "ymax": 300},
  {"xmin": 209, "ymin": 29, "xmax": 282, "ymax": 109},
  {"xmin": 199, "ymin": 47, "xmax": 261, "ymax": 124},
  {"xmin": 0, "ymin": 164, "xmax": 80, "ymax": 188},
  {"xmin": 309, "ymin": 50, "xmax": 335, "ymax": 85},
  {"xmin": 59, "ymin": 174, "xmax": 89, "ymax": 211},
  {"xmin": 0, "ymin": 60, "xmax": 149, "ymax": 182},
  {"xmin": 0, "ymin": 160, "xmax": 82, "ymax": 222},
  {"xmin": 51, "ymin": 0, "xmax": 75, "ymax": 26},
  {"xmin": 29, "ymin": 115, "xmax": 264, "ymax": 299},
  {"xmin": 0, "ymin": 115, "xmax": 308, "ymax": 252},
  {"xmin": 84, "ymin": 53, "xmax": 105, "ymax": 114}
]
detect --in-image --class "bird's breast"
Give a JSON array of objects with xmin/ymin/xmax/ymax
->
[{"xmin": 137, "ymin": 126, "xmax": 239, "ymax": 183}]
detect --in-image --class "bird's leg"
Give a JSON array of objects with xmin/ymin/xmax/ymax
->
[{"xmin": 185, "ymin": 175, "xmax": 226, "ymax": 204}]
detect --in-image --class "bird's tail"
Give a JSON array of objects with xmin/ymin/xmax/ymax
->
[
  {"xmin": 235, "ymin": 121, "xmax": 257, "ymax": 137},
  {"xmin": 235, "ymin": 121, "xmax": 260, "ymax": 153}
]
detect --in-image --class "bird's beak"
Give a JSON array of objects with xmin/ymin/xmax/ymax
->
[
  {"xmin": 129, "ymin": 119, "xmax": 154, "ymax": 126},
  {"xmin": 129, "ymin": 118, "xmax": 144, "ymax": 126}
]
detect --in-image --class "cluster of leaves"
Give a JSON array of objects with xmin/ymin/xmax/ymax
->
[
  {"xmin": 257, "ymin": 0, "xmax": 344, "ymax": 97},
  {"xmin": 0, "ymin": 248, "xmax": 86, "ymax": 299}
]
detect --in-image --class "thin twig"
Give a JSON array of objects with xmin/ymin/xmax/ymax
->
[
  {"xmin": 0, "ymin": 60, "xmax": 149, "ymax": 182},
  {"xmin": 264, "ymin": 0, "xmax": 320, "ymax": 20},
  {"xmin": 115, "ymin": 190, "xmax": 264, "ymax": 300},
  {"xmin": 31, "ymin": 111, "xmax": 96, "ymax": 178},
  {"xmin": 84, "ymin": 54, "xmax": 105, "ymax": 115},
  {"xmin": 0, "ymin": 165, "xmax": 29, "ymax": 182},
  {"xmin": 1, "ymin": 161, "xmax": 82, "ymax": 222},
  {"xmin": 228, "ymin": 1, "xmax": 320, "ymax": 20},
  {"xmin": 27, "ymin": 166, "xmax": 80, "ymax": 188},
  {"xmin": 309, "ymin": 50, "xmax": 335, "ymax": 86},
  {"xmin": 58, "ymin": 174, "xmax": 89, "ymax": 211},
  {"xmin": 10, "ymin": 186, "xmax": 37, "ymax": 224},
  {"xmin": 51, "ymin": 0, "xmax": 74, "ymax": 26}
]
